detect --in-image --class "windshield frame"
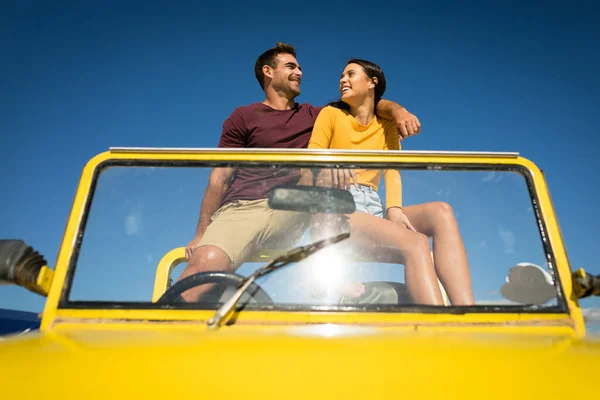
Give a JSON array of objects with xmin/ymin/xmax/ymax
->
[{"xmin": 41, "ymin": 148, "xmax": 578, "ymax": 328}]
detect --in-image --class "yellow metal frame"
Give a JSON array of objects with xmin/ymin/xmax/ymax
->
[
  {"xmin": 152, "ymin": 247, "xmax": 186, "ymax": 302},
  {"xmin": 39, "ymin": 148, "xmax": 585, "ymax": 336}
]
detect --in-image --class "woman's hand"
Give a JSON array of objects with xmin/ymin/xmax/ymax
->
[
  {"xmin": 331, "ymin": 168, "xmax": 358, "ymax": 189},
  {"xmin": 314, "ymin": 168, "xmax": 358, "ymax": 189},
  {"xmin": 387, "ymin": 207, "xmax": 416, "ymax": 231}
]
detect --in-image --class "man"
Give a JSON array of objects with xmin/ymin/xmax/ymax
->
[{"xmin": 178, "ymin": 42, "xmax": 422, "ymax": 302}]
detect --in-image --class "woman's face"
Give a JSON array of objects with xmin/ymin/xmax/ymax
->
[{"xmin": 339, "ymin": 63, "xmax": 376, "ymax": 104}]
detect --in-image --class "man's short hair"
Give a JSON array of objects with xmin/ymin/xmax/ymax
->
[{"xmin": 254, "ymin": 42, "xmax": 297, "ymax": 90}]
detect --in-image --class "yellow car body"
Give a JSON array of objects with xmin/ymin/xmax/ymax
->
[{"xmin": 1, "ymin": 148, "xmax": 598, "ymax": 399}]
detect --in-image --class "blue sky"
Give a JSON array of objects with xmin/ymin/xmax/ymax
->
[{"xmin": 1, "ymin": 1, "xmax": 599, "ymax": 328}]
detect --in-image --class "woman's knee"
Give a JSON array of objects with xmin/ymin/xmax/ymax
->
[
  {"xmin": 428, "ymin": 201, "xmax": 458, "ymax": 227},
  {"xmin": 431, "ymin": 201, "xmax": 454, "ymax": 217}
]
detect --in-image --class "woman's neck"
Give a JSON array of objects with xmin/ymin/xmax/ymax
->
[{"xmin": 349, "ymin": 102, "xmax": 375, "ymax": 125}]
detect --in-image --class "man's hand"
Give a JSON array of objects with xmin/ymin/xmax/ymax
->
[
  {"xmin": 185, "ymin": 167, "xmax": 234, "ymax": 260},
  {"xmin": 387, "ymin": 207, "xmax": 416, "ymax": 231},
  {"xmin": 298, "ymin": 169, "xmax": 315, "ymax": 186},
  {"xmin": 185, "ymin": 235, "xmax": 203, "ymax": 260},
  {"xmin": 393, "ymin": 108, "xmax": 421, "ymax": 140}
]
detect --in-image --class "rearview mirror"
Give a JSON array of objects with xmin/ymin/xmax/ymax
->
[{"xmin": 268, "ymin": 185, "xmax": 356, "ymax": 214}]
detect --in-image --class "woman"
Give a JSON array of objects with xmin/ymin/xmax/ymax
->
[{"xmin": 306, "ymin": 59, "xmax": 474, "ymax": 306}]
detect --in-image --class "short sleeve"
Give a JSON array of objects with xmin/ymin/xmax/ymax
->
[{"xmin": 218, "ymin": 108, "xmax": 247, "ymax": 148}]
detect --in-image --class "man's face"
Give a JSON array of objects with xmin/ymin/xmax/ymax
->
[{"xmin": 267, "ymin": 53, "xmax": 303, "ymax": 98}]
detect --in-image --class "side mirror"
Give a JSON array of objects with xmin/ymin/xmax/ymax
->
[
  {"xmin": 268, "ymin": 184, "xmax": 356, "ymax": 214},
  {"xmin": 572, "ymin": 268, "xmax": 600, "ymax": 299},
  {"xmin": 500, "ymin": 263, "xmax": 556, "ymax": 304},
  {"xmin": 0, "ymin": 240, "xmax": 53, "ymax": 296}
]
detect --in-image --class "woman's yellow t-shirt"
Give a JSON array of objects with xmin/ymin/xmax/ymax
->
[{"xmin": 308, "ymin": 105, "xmax": 402, "ymax": 209}]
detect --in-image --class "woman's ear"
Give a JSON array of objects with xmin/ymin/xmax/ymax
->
[{"xmin": 370, "ymin": 77, "xmax": 378, "ymax": 89}]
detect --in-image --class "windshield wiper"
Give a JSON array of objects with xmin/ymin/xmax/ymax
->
[{"xmin": 206, "ymin": 232, "xmax": 350, "ymax": 329}]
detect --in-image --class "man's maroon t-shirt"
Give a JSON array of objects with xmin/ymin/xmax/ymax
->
[{"xmin": 218, "ymin": 102, "xmax": 324, "ymax": 207}]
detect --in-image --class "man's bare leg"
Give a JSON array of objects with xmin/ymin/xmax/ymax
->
[
  {"xmin": 402, "ymin": 202, "xmax": 475, "ymax": 305},
  {"xmin": 177, "ymin": 245, "xmax": 232, "ymax": 302}
]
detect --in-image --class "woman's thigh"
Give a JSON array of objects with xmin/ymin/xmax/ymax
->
[{"xmin": 347, "ymin": 211, "xmax": 429, "ymax": 263}]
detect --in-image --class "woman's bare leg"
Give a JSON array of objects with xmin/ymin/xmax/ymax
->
[
  {"xmin": 347, "ymin": 212, "xmax": 445, "ymax": 305},
  {"xmin": 402, "ymin": 202, "xmax": 475, "ymax": 305}
]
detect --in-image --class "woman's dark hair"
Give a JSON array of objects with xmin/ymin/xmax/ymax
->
[{"xmin": 328, "ymin": 58, "xmax": 386, "ymax": 110}]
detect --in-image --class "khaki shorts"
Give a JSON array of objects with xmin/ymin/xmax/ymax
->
[{"xmin": 194, "ymin": 199, "xmax": 311, "ymax": 269}]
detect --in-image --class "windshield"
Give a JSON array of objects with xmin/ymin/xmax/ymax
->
[{"xmin": 62, "ymin": 159, "xmax": 565, "ymax": 313}]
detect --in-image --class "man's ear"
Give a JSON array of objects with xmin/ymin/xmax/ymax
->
[{"xmin": 263, "ymin": 65, "xmax": 273, "ymax": 79}]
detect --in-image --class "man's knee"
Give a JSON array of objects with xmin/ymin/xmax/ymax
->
[{"xmin": 188, "ymin": 245, "xmax": 232, "ymax": 272}]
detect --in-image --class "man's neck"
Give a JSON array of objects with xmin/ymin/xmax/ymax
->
[
  {"xmin": 262, "ymin": 88, "xmax": 296, "ymax": 110},
  {"xmin": 350, "ymin": 103, "xmax": 375, "ymax": 125}
]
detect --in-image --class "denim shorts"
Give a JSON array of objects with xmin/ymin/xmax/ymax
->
[{"xmin": 349, "ymin": 185, "xmax": 385, "ymax": 218}]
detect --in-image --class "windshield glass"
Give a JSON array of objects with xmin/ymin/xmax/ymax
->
[{"xmin": 64, "ymin": 160, "xmax": 564, "ymax": 312}]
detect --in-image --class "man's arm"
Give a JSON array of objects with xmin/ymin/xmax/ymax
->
[
  {"xmin": 184, "ymin": 105, "xmax": 247, "ymax": 259},
  {"xmin": 185, "ymin": 167, "xmax": 234, "ymax": 259},
  {"xmin": 375, "ymin": 99, "xmax": 421, "ymax": 140}
]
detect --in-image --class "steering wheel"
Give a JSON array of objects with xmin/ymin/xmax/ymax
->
[{"xmin": 156, "ymin": 271, "xmax": 273, "ymax": 305}]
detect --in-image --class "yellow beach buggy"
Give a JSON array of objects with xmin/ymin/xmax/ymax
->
[{"xmin": 0, "ymin": 147, "xmax": 599, "ymax": 399}]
